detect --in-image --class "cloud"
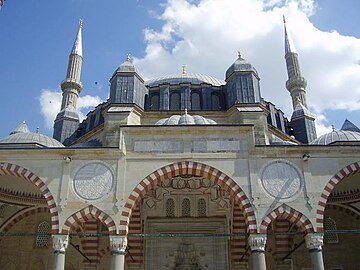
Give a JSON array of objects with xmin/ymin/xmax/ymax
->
[
  {"xmin": 134, "ymin": 0, "xmax": 360, "ymax": 123},
  {"xmin": 39, "ymin": 89, "xmax": 103, "ymax": 129}
]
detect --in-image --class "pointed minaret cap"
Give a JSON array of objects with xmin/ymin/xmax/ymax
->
[
  {"xmin": 283, "ymin": 15, "xmax": 297, "ymax": 55},
  {"xmin": 341, "ymin": 119, "xmax": 360, "ymax": 132},
  {"xmin": 71, "ymin": 19, "xmax": 83, "ymax": 57}
]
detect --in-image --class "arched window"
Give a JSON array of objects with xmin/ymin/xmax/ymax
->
[
  {"xmin": 197, "ymin": 198, "xmax": 206, "ymax": 217},
  {"xmin": 182, "ymin": 198, "xmax": 191, "ymax": 217},
  {"xmin": 191, "ymin": 91, "xmax": 201, "ymax": 110},
  {"xmin": 166, "ymin": 198, "xmax": 175, "ymax": 217},
  {"xmin": 211, "ymin": 92, "xmax": 220, "ymax": 110},
  {"xmin": 150, "ymin": 93, "xmax": 160, "ymax": 111},
  {"xmin": 35, "ymin": 221, "xmax": 50, "ymax": 248},
  {"xmin": 324, "ymin": 217, "xmax": 339, "ymax": 244},
  {"xmin": 170, "ymin": 92, "xmax": 181, "ymax": 110}
]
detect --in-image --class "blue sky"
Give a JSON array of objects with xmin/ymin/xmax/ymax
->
[{"xmin": 0, "ymin": 0, "xmax": 360, "ymax": 139}]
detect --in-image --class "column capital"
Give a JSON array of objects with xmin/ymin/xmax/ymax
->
[
  {"xmin": 110, "ymin": 235, "xmax": 127, "ymax": 255},
  {"xmin": 248, "ymin": 233, "xmax": 267, "ymax": 252},
  {"xmin": 305, "ymin": 233, "xmax": 324, "ymax": 251},
  {"xmin": 52, "ymin": 234, "xmax": 69, "ymax": 253}
]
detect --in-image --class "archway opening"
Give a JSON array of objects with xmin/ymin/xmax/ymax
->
[{"xmin": 126, "ymin": 166, "xmax": 254, "ymax": 270}]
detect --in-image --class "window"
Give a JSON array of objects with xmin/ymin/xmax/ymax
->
[
  {"xmin": 211, "ymin": 92, "xmax": 220, "ymax": 110},
  {"xmin": 166, "ymin": 198, "xmax": 175, "ymax": 217},
  {"xmin": 170, "ymin": 92, "xmax": 181, "ymax": 110},
  {"xmin": 324, "ymin": 217, "xmax": 339, "ymax": 244},
  {"xmin": 191, "ymin": 91, "xmax": 201, "ymax": 110},
  {"xmin": 150, "ymin": 93, "xmax": 160, "ymax": 111},
  {"xmin": 35, "ymin": 221, "xmax": 50, "ymax": 248},
  {"xmin": 182, "ymin": 198, "xmax": 191, "ymax": 217},
  {"xmin": 197, "ymin": 198, "xmax": 206, "ymax": 217}
]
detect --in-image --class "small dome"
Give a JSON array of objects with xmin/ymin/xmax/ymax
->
[
  {"xmin": 226, "ymin": 54, "xmax": 258, "ymax": 80},
  {"xmin": 112, "ymin": 55, "xmax": 138, "ymax": 75},
  {"xmin": 310, "ymin": 130, "xmax": 360, "ymax": 145},
  {"xmin": 0, "ymin": 122, "xmax": 64, "ymax": 148},
  {"xmin": 155, "ymin": 113, "xmax": 217, "ymax": 125},
  {"xmin": 146, "ymin": 73, "xmax": 225, "ymax": 87}
]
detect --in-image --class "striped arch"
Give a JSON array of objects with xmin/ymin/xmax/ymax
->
[
  {"xmin": 62, "ymin": 205, "xmax": 116, "ymax": 234},
  {"xmin": 0, "ymin": 162, "xmax": 59, "ymax": 233},
  {"xmin": 0, "ymin": 206, "xmax": 49, "ymax": 233},
  {"xmin": 317, "ymin": 161, "xmax": 360, "ymax": 232},
  {"xmin": 120, "ymin": 161, "xmax": 256, "ymax": 234},
  {"xmin": 260, "ymin": 204, "xmax": 314, "ymax": 233}
]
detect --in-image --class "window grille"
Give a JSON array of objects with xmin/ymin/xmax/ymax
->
[
  {"xmin": 324, "ymin": 217, "xmax": 339, "ymax": 244},
  {"xmin": 166, "ymin": 198, "xmax": 175, "ymax": 217},
  {"xmin": 197, "ymin": 198, "xmax": 206, "ymax": 217},
  {"xmin": 182, "ymin": 198, "xmax": 191, "ymax": 217},
  {"xmin": 35, "ymin": 221, "xmax": 50, "ymax": 248}
]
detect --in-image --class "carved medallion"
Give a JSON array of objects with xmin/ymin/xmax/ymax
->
[
  {"xmin": 260, "ymin": 160, "xmax": 303, "ymax": 201},
  {"xmin": 73, "ymin": 161, "xmax": 114, "ymax": 201}
]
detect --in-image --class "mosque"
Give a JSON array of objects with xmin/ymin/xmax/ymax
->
[{"xmin": 0, "ymin": 16, "xmax": 360, "ymax": 270}]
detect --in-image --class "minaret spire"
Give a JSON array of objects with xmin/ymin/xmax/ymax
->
[
  {"xmin": 283, "ymin": 16, "xmax": 307, "ymax": 110},
  {"xmin": 53, "ymin": 20, "xmax": 84, "ymax": 144}
]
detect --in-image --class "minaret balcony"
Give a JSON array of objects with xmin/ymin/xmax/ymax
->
[
  {"xmin": 286, "ymin": 76, "xmax": 307, "ymax": 90},
  {"xmin": 61, "ymin": 78, "xmax": 83, "ymax": 92}
]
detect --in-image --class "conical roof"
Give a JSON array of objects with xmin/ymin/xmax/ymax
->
[
  {"xmin": 341, "ymin": 119, "xmax": 360, "ymax": 132},
  {"xmin": 226, "ymin": 53, "xmax": 258, "ymax": 80}
]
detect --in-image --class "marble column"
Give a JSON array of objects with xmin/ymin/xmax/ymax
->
[
  {"xmin": 52, "ymin": 234, "xmax": 69, "ymax": 270},
  {"xmin": 305, "ymin": 233, "xmax": 325, "ymax": 270},
  {"xmin": 110, "ymin": 235, "xmax": 127, "ymax": 270},
  {"xmin": 248, "ymin": 234, "xmax": 267, "ymax": 270}
]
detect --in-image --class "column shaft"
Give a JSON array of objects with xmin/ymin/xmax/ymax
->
[
  {"xmin": 305, "ymin": 233, "xmax": 325, "ymax": 270},
  {"xmin": 52, "ymin": 235, "xmax": 69, "ymax": 270},
  {"xmin": 110, "ymin": 235, "xmax": 127, "ymax": 270},
  {"xmin": 309, "ymin": 249, "xmax": 325, "ymax": 270},
  {"xmin": 252, "ymin": 250, "xmax": 267, "ymax": 270},
  {"xmin": 111, "ymin": 250, "xmax": 126, "ymax": 270},
  {"xmin": 53, "ymin": 251, "xmax": 66, "ymax": 270}
]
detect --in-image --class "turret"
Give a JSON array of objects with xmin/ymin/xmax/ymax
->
[
  {"xmin": 109, "ymin": 55, "xmax": 148, "ymax": 108},
  {"xmin": 53, "ymin": 20, "xmax": 83, "ymax": 144},
  {"xmin": 284, "ymin": 17, "xmax": 317, "ymax": 143},
  {"xmin": 225, "ymin": 52, "xmax": 261, "ymax": 109}
]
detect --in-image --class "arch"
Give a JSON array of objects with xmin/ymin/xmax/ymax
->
[
  {"xmin": 120, "ymin": 161, "xmax": 256, "ymax": 234},
  {"xmin": 0, "ymin": 162, "xmax": 59, "ymax": 233},
  {"xmin": 260, "ymin": 204, "xmax": 314, "ymax": 233},
  {"xmin": 0, "ymin": 206, "xmax": 49, "ymax": 233},
  {"xmin": 316, "ymin": 161, "xmax": 360, "ymax": 232},
  {"xmin": 62, "ymin": 205, "xmax": 116, "ymax": 234},
  {"xmin": 325, "ymin": 204, "xmax": 360, "ymax": 220}
]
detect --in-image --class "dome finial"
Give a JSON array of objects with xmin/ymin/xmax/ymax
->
[
  {"xmin": 184, "ymin": 108, "xmax": 188, "ymax": 115},
  {"xmin": 79, "ymin": 18, "xmax": 83, "ymax": 29},
  {"xmin": 283, "ymin": 15, "xmax": 286, "ymax": 24},
  {"xmin": 238, "ymin": 51, "xmax": 241, "ymax": 59},
  {"xmin": 126, "ymin": 54, "xmax": 131, "ymax": 62},
  {"xmin": 332, "ymin": 125, "xmax": 335, "ymax": 132},
  {"xmin": 182, "ymin": 64, "xmax": 187, "ymax": 75}
]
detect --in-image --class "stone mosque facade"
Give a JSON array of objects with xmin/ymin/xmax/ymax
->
[{"xmin": 0, "ymin": 18, "xmax": 360, "ymax": 270}]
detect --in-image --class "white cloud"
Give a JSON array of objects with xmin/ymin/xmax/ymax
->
[
  {"xmin": 134, "ymin": 0, "xmax": 360, "ymax": 122},
  {"xmin": 39, "ymin": 89, "xmax": 103, "ymax": 129}
]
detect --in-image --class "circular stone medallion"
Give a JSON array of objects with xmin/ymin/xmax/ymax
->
[
  {"xmin": 73, "ymin": 162, "xmax": 114, "ymax": 201},
  {"xmin": 260, "ymin": 160, "xmax": 303, "ymax": 201}
]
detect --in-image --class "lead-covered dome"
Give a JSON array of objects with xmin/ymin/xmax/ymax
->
[
  {"xmin": 146, "ymin": 73, "xmax": 225, "ymax": 87},
  {"xmin": 0, "ymin": 122, "xmax": 64, "ymax": 148},
  {"xmin": 156, "ymin": 113, "xmax": 217, "ymax": 125},
  {"xmin": 310, "ymin": 130, "xmax": 360, "ymax": 145},
  {"xmin": 226, "ymin": 54, "xmax": 258, "ymax": 80}
]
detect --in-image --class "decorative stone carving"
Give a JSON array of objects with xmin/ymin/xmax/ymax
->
[
  {"xmin": 305, "ymin": 233, "xmax": 324, "ymax": 251},
  {"xmin": 260, "ymin": 160, "xmax": 303, "ymax": 201},
  {"xmin": 52, "ymin": 235, "xmax": 69, "ymax": 253},
  {"xmin": 110, "ymin": 236, "xmax": 127, "ymax": 254},
  {"xmin": 248, "ymin": 234, "xmax": 267, "ymax": 252},
  {"xmin": 73, "ymin": 161, "xmax": 114, "ymax": 201}
]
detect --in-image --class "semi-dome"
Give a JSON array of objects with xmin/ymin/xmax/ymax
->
[
  {"xmin": 0, "ymin": 122, "xmax": 64, "ymax": 148},
  {"xmin": 146, "ymin": 73, "xmax": 225, "ymax": 87},
  {"xmin": 226, "ymin": 54, "xmax": 258, "ymax": 80},
  {"xmin": 156, "ymin": 113, "xmax": 217, "ymax": 125},
  {"xmin": 310, "ymin": 130, "xmax": 360, "ymax": 145}
]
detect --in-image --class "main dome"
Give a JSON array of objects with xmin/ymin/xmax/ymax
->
[{"xmin": 145, "ymin": 73, "xmax": 225, "ymax": 87}]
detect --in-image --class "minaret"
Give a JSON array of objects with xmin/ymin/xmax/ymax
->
[
  {"xmin": 284, "ymin": 17, "xmax": 317, "ymax": 143},
  {"xmin": 284, "ymin": 16, "xmax": 308, "ymax": 110},
  {"xmin": 0, "ymin": 0, "xmax": 3, "ymax": 10},
  {"xmin": 53, "ymin": 20, "xmax": 83, "ymax": 144}
]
